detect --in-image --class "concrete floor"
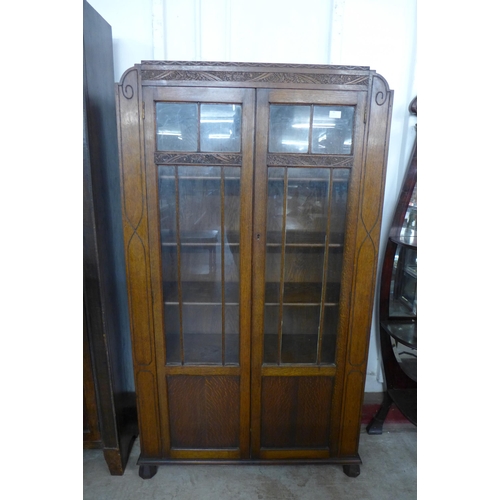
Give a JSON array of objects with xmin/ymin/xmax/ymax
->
[{"xmin": 83, "ymin": 423, "xmax": 416, "ymax": 499}]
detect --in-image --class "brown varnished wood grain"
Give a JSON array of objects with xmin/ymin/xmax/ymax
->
[
  {"xmin": 117, "ymin": 68, "xmax": 161, "ymax": 459},
  {"xmin": 336, "ymin": 74, "xmax": 393, "ymax": 458},
  {"xmin": 167, "ymin": 376, "xmax": 240, "ymax": 450},
  {"xmin": 260, "ymin": 376, "xmax": 333, "ymax": 450},
  {"xmin": 116, "ymin": 62, "xmax": 393, "ymax": 471}
]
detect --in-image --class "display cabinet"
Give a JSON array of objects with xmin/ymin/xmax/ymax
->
[
  {"xmin": 367, "ymin": 97, "xmax": 417, "ymax": 434},
  {"xmin": 116, "ymin": 61, "xmax": 393, "ymax": 478}
]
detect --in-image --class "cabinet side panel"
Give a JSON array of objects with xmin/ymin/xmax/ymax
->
[
  {"xmin": 117, "ymin": 68, "xmax": 162, "ymax": 458},
  {"xmin": 126, "ymin": 234, "xmax": 153, "ymax": 366},
  {"xmin": 136, "ymin": 370, "xmax": 162, "ymax": 457},
  {"xmin": 348, "ymin": 77, "xmax": 393, "ymax": 368},
  {"xmin": 339, "ymin": 370, "xmax": 365, "ymax": 455},
  {"xmin": 338, "ymin": 75, "xmax": 393, "ymax": 457}
]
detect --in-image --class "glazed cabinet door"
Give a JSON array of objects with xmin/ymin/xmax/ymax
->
[
  {"xmin": 251, "ymin": 89, "xmax": 367, "ymax": 459},
  {"xmin": 142, "ymin": 86, "xmax": 255, "ymax": 460}
]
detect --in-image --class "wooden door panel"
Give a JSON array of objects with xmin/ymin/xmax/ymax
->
[
  {"xmin": 142, "ymin": 86, "xmax": 255, "ymax": 459},
  {"xmin": 167, "ymin": 375, "xmax": 240, "ymax": 449},
  {"xmin": 260, "ymin": 376, "xmax": 333, "ymax": 449},
  {"xmin": 251, "ymin": 88, "xmax": 368, "ymax": 458}
]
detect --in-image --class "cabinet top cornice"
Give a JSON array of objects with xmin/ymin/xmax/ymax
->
[
  {"xmin": 140, "ymin": 60, "xmax": 371, "ymax": 71},
  {"xmin": 119, "ymin": 60, "xmax": 385, "ymax": 90}
]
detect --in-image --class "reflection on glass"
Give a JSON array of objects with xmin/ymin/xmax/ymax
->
[
  {"xmin": 325, "ymin": 247, "xmax": 343, "ymax": 304},
  {"xmin": 400, "ymin": 183, "xmax": 417, "ymax": 244},
  {"xmin": 200, "ymin": 104, "xmax": 242, "ymax": 152},
  {"xmin": 281, "ymin": 306, "xmax": 320, "ymax": 363},
  {"xmin": 269, "ymin": 105, "xmax": 355, "ymax": 155},
  {"xmin": 263, "ymin": 167, "xmax": 350, "ymax": 365},
  {"xmin": 225, "ymin": 305, "xmax": 239, "ymax": 365},
  {"xmin": 263, "ymin": 305, "xmax": 279, "ymax": 364},
  {"xmin": 330, "ymin": 170, "xmax": 349, "ymax": 244},
  {"xmin": 286, "ymin": 168, "xmax": 329, "ymax": 241},
  {"xmin": 312, "ymin": 106, "xmax": 354, "ymax": 154},
  {"xmin": 164, "ymin": 304, "xmax": 181, "ymax": 364},
  {"xmin": 321, "ymin": 305, "xmax": 338, "ymax": 364},
  {"xmin": 389, "ymin": 246, "xmax": 417, "ymax": 317},
  {"xmin": 269, "ymin": 105, "xmax": 310, "ymax": 153},
  {"xmin": 156, "ymin": 103, "xmax": 198, "ymax": 151},
  {"xmin": 158, "ymin": 166, "xmax": 241, "ymax": 365}
]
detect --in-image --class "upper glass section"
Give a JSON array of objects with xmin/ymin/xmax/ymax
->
[
  {"xmin": 156, "ymin": 103, "xmax": 242, "ymax": 153},
  {"xmin": 269, "ymin": 105, "xmax": 354, "ymax": 155}
]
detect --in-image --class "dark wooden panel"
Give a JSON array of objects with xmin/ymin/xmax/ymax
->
[
  {"xmin": 167, "ymin": 376, "xmax": 240, "ymax": 449},
  {"xmin": 260, "ymin": 377, "xmax": 333, "ymax": 449},
  {"xmin": 83, "ymin": 305, "xmax": 101, "ymax": 447},
  {"xmin": 83, "ymin": 0, "xmax": 137, "ymax": 474}
]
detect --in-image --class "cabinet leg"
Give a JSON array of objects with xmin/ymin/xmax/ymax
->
[
  {"xmin": 139, "ymin": 465, "xmax": 158, "ymax": 479},
  {"xmin": 343, "ymin": 464, "xmax": 360, "ymax": 477},
  {"xmin": 366, "ymin": 392, "xmax": 393, "ymax": 435}
]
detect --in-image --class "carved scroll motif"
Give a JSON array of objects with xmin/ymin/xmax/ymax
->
[{"xmin": 373, "ymin": 74, "xmax": 391, "ymax": 106}]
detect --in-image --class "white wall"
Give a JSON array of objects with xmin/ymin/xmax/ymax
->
[{"xmin": 88, "ymin": 0, "xmax": 417, "ymax": 392}]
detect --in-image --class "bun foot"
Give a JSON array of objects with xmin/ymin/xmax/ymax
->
[
  {"xmin": 343, "ymin": 464, "xmax": 360, "ymax": 477},
  {"xmin": 139, "ymin": 465, "xmax": 158, "ymax": 479}
]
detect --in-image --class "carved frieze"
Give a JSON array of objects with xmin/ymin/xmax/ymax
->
[
  {"xmin": 267, "ymin": 154, "xmax": 353, "ymax": 167},
  {"xmin": 154, "ymin": 152, "xmax": 242, "ymax": 165},
  {"xmin": 142, "ymin": 69, "xmax": 369, "ymax": 87},
  {"xmin": 142, "ymin": 60, "xmax": 370, "ymax": 71}
]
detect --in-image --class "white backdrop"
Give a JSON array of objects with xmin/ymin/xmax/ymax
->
[{"xmin": 88, "ymin": 0, "xmax": 417, "ymax": 392}]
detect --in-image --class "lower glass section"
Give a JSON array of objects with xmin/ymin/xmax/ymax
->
[
  {"xmin": 158, "ymin": 165, "xmax": 241, "ymax": 365},
  {"xmin": 263, "ymin": 167, "xmax": 349, "ymax": 365}
]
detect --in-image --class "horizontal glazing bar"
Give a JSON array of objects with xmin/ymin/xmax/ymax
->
[
  {"xmin": 265, "ymin": 302, "xmax": 339, "ymax": 306},
  {"xmin": 162, "ymin": 242, "xmax": 240, "ymax": 246},
  {"xmin": 159, "ymin": 175, "xmax": 241, "ymax": 180},
  {"xmin": 165, "ymin": 302, "xmax": 239, "ymax": 306},
  {"xmin": 265, "ymin": 243, "xmax": 343, "ymax": 248}
]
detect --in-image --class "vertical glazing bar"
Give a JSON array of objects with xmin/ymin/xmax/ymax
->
[
  {"xmin": 307, "ymin": 105, "xmax": 314, "ymax": 154},
  {"xmin": 196, "ymin": 103, "xmax": 201, "ymax": 152},
  {"xmin": 317, "ymin": 168, "xmax": 333, "ymax": 364},
  {"xmin": 174, "ymin": 166, "xmax": 185, "ymax": 365},
  {"xmin": 278, "ymin": 168, "xmax": 288, "ymax": 365},
  {"xmin": 221, "ymin": 167, "xmax": 226, "ymax": 365}
]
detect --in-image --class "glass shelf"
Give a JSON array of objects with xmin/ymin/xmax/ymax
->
[{"xmin": 381, "ymin": 320, "xmax": 417, "ymax": 349}]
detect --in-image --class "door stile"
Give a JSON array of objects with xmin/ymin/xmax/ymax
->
[
  {"xmin": 328, "ymin": 91, "xmax": 371, "ymax": 457},
  {"xmin": 237, "ymin": 88, "xmax": 255, "ymax": 458},
  {"xmin": 143, "ymin": 86, "xmax": 172, "ymax": 456},
  {"xmin": 250, "ymin": 89, "xmax": 271, "ymax": 458}
]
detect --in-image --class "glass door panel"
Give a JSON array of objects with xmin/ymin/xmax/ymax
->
[
  {"xmin": 263, "ymin": 167, "xmax": 350, "ymax": 365},
  {"xmin": 268, "ymin": 104, "xmax": 355, "ymax": 155},
  {"xmin": 158, "ymin": 164, "xmax": 241, "ymax": 365},
  {"xmin": 156, "ymin": 103, "xmax": 198, "ymax": 151},
  {"xmin": 200, "ymin": 104, "xmax": 242, "ymax": 152}
]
